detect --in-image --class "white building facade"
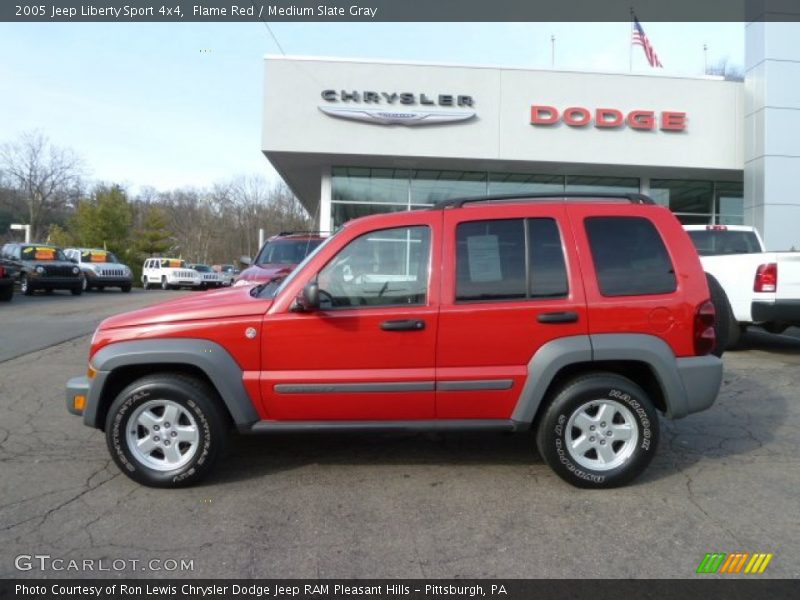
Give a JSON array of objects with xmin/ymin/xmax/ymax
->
[{"xmin": 261, "ymin": 48, "xmax": 798, "ymax": 250}]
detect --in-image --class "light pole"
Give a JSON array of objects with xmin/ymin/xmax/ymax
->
[{"xmin": 10, "ymin": 224, "xmax": 31, "ymax": 243}]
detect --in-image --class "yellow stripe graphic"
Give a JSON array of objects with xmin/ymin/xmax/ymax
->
[
  {"xmin": 745, "ymin": 553, "xmax": 765, "ymax": 573},
  {"xmin": 758, "ymin": 554, "xmax": 773, "ymax": 573}
]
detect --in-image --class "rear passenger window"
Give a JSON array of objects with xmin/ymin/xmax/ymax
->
[
  {"xmin": 456, "ymin": 218, "xmax": 568, "ymax": 302},
  {"xmin": 585, "ymin": 217, "xmax": 676, "ymax": 296}
]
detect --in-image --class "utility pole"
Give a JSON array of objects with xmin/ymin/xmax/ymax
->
[
  {"xmin": 551, "ymin": 35, "xmax": 555, "ymax": 68},
  {"xmin": 703, "ymin": 43, "xmax": 708, "ymax": 74}
]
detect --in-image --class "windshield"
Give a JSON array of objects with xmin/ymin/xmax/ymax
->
[
  {"xmin": 255, "ymin": 238, "xmax": 324, "ymax": 266},
  {"xmin": 81, "ymin": 250, "xmax": 119, "ymax": 263},
  {"xmin": 688, "ymin": 230, "xmax": 761, "ymax": 256},
  {"xmin": 21, "ymin": 245, "xmax": 66, "ymax": 261},
  {"xmin": 221, "ymin": 265, "xmax": 235, "ymax": 273},
  {"xmin": 265, "ymin": 234, "xmax": 337, "ymax": 298},
  {"xmin": 192, "ymin": 265, "xmax": 212, "ymax": 272}
]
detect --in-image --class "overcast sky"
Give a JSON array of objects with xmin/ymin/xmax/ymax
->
[{"xmin": 0, "ymin": 22, "xmax": 744, "ymax": 192}]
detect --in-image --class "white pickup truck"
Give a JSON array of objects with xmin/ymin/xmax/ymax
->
[{"xmin": 684, "ymin": 225, "xmax": 800, "ymax": 348}]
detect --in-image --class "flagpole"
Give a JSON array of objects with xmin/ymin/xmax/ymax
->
[{"xmin": 629, "ymin": 7, "xmax": 634, "ymax": 72}]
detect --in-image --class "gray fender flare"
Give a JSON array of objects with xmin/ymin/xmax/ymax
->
[
  {"xmin": 85, "ymin": 339, "xmax": 260, "ymax": 429},
  {"xmin": 511, "ymin": 333, "xmax": 699, "ymax": 424}
]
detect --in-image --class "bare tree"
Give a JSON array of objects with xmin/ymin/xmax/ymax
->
[
  {"xmin": 707, "ymin": 58, "xmax": 744, "ymax": 82},
  {"xmin": 0, "ymin": 131, "xmax": 85, "ymax": 240}
]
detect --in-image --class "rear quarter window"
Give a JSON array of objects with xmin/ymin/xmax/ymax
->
[{"xmin": 585, "ymin": 216, "xmax": 677, "ymax": 297}]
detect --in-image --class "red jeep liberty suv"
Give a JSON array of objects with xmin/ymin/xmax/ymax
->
[{"xmin": 66, "ymin": 193, "xmax": 722, "ymax": 488}]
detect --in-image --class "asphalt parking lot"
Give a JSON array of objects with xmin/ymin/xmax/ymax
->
[{"xmin": 0, "ymin": 291, "xmax": 798, "ymax": 579}]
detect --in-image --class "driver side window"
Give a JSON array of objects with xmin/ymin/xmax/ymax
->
[{"xmin": 317, "ymin": 226, "xmax": 431, "ymax": 309}]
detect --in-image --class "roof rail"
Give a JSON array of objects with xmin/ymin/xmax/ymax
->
[{"xmin": 432, "ymin": 192, "xmax": 656, "ymax": 209}]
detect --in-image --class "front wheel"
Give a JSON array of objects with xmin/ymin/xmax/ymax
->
[
  {"xmin": 161, "ymin": 277, "xmax": 170, "ymax": 291},
  {"xmin": 121, "ymin": 284, "xmax": 132, "ymax": 293},
  {"xmin": 536, "ymin": 373, "xmax": 659, "ymax": 488},
  {"xmin": 0, "ymin": 285, "xmax": 12, "ymax": 302},
  {"xmin": 20, "ymin": 274, "xmax": 33, "ymax": 296},
  {"xmin": 105, "ymin": 374, "xmax": 228, "ymax": 488},
  {"xmin": 70, "ymin": 286, "xmax": 82, "ymax": 296}
]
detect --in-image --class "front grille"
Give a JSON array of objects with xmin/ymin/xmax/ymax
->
[
  {"xmin": 44, "ymin": 266, "xmax": 75, "ymax": 277},
  {"xmin": 203, "ymin": 274, "xmax": 216, "ymax": 280},
  {"xmin": 177, "ymin": 270, "xmax": 195, "ymax": 278},
  {"xmin": 99, "ymin": 268, "xmax": 125, "ymax": 277}
]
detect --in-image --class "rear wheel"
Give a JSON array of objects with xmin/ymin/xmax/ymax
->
[
  {"xmin": 705, "ymin": 274, "xmax": 728, "ymax": 356},
  {"xmin": 536, "ymin": 373, "xmax": 659, "ymax": 488},
  {"xmin": 0, "ymin": 286, "xmax": 12, "ymax": 302},
  {"xmin": 105, "ymin": 374, "xmax": 228, "ymax": 488},
  {"xmin": 161, "ymin": 276, "xmax": 169, "ymax": 291}
]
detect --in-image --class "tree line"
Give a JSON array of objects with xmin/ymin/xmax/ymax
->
[{"xmin": 0, "ymin": 131, "xmax": 314, "ymax": 280}]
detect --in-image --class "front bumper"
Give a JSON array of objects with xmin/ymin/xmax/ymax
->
[
  {"xmin": 675, "ymin": 355, "xmax": 723, "ymax": 417},
  {"xmin": 65, "ymin": 375, "xmax": 91, "ymax": 416},
  {"xmin": 87, "ymin": 275, "xmax": 132, "ymax": 286},
  {"xmin": 751, "ymin": 300, "xmax": 800, "ymax": 325},
  {"xmin": 30, "ymin": 276, "xmax": 81, "ymax": 288}
]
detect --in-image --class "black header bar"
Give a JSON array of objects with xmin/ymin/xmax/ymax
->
[{"xmin": 3, "ymin": 0, "xmax": 800, "ymax": 23}]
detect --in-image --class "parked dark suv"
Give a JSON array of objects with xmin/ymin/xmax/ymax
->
[
  {"xmin": 0, "ymin": 257, "xmax": 20, "ymax": 302},
  {"xmin": 67, "ymin": 194, "xmax": 722, "ymax": 489},
  {"xmin": 2, "ymin": 243, "xmax": 83, "ymax": 296}
]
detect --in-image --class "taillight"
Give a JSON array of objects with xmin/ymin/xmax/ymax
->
[
  {"xmin": 754, "ymin": 263, "xmax": 778, "ymax": 293},
  {"xmin": 694, "ymin": 300, "xmax": 716, "ymax": 356},
  {"xmin": 0, "ymin": 266, "xmax": 5, "ymax": 278}
]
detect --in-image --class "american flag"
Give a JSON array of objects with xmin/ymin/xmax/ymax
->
[{"xmin": 632, "ymin": 15, "xmax": 663, "ymax": 68}]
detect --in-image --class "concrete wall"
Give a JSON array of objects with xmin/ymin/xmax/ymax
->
[{"xmin": 745, "ymin": 20, "xmax": 800, "ymax": 250}]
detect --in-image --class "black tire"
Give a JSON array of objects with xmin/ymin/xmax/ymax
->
[
  {"xmin": 20, "ymin": 274, "xmax": 33, "ymax": 296},
  {"xmin": 761, "ymin": 321, "xmax": 788, "ymax": 335},
  {"xmin": 161, "ymin": 277, "xmax": 170, "ymax": 291},
  {"xmin": 0, "ymin": 285, "xmax": 12, "ymax": 302},
  {"xmin": 705, "ymin": 273, "xmax": 728, "ymax": 357},
  {"xmin": 71, "ymin": 285, "xmax": 82, "ymax": 296},
  {"xmin": 105, "ymin": 374, "xmax": 228, "ymax": 488},
  {"xmin": 536, "ymin": 372, "xmax": 659, "ymax": 489},
  {"xmin": 142, "ymin": 277, "xmax": 150, "ymax": 290},
  {"xmin": 121, "ymin": 284, "xmax": 132, "ymax": 293}
]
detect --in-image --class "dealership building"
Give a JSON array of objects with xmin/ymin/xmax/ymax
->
[{"xmin": 261, "ymin": 23, "xmax": 800, "ymax": 250}]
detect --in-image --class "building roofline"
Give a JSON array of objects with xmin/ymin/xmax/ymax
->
[{"xmin": 263, "ymin": 54, "xmax": 737, "ymax": 84}]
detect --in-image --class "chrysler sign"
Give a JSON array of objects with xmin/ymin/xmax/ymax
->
[
  {"xmin": 319, "ymin": 89, "xmax": 476, "ymax": 126},
  {"xmin": 530, "ymin": 105, "xmax": 687, "ymax": 131}
]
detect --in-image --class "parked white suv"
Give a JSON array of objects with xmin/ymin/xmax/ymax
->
[
  {"xmin": 188, "ymin": 263, "xmax": 225, "ymax": 289},
  {"xmin": 65, "ymin": 248, "xmax": 133, "ymax": 293},
  {"xmin": 142, "ymin": 258, "xmax": 202, "ymax": 290}
]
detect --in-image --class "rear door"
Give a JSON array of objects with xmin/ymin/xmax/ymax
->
[{"xmin": 436, "ymin": 204, "xmax": 588, "ymax": 419}]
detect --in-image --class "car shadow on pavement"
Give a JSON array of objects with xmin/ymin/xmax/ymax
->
[
  {"xmin": 728, "ymin": 326, "xmax": 800, "ymax": 355},
  {"xmin": 213, "ymin": 430, "xmax": 541, "ymax": 484}
]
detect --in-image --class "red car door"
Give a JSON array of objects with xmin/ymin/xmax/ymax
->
[
  {"xmin": 260, "ymin": 211, "xmax": 442, "ymax": 421},
  {"xmin": 436, "ymin": 203, "xmax": 589, "ymax": 419}
]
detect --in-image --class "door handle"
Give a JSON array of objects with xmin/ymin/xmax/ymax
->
[
  {"xmin": 537, "ymin": 311, "xmax": 579, "ymax": 324},
  {"xmin": 380, "ymin": 319, "xmax": 426, "ymax": 331}
]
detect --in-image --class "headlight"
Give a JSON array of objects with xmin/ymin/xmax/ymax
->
[
  {"xmin": 35, "ymin": 266, "xmax": 44, "ymax": 274},
  {"xmin": 72, "ymin": 266, "xmax": 80, "ymax": 275},
  {"xmin": 123, "ymin": 267, "xmax": 131, "ymax": 276}
]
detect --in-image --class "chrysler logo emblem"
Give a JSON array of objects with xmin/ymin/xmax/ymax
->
[{"xmin": 318, "ymin": 106, "xmax": 476, "ymax": 126}]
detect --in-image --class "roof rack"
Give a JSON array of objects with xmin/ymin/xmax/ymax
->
[{"xmin": 432, "ymin": 192, "xmax": 656, "ymax": 209}]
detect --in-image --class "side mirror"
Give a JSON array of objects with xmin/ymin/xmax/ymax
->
[
  {"xmin": 240, "ymin": 255, "xmax": 252, "ymax": 266},
  {"xmin": 293, "ymin": 282, "xmax": 320, "ymax": 312}
]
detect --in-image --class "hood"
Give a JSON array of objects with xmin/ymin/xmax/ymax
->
[
  {"xmin": 100, "ymin": 285, "xmax": 271, "ymax": 330},
  {"xmin": 237, "ymin": 263, "xmax": 295, "ymax": 283}
]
